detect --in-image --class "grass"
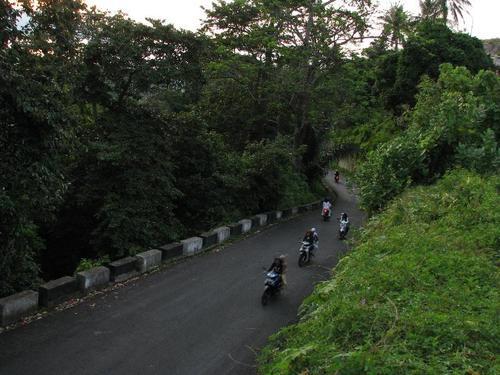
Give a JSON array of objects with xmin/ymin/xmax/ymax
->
[{"xmin": 258, "ymin": 169, "xmax": 499, "ymax": 374}]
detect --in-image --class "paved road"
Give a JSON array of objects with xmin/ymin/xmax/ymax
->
[{"xmin": 0, "ymin": 173, "xmax": 364, "ymax": 375}]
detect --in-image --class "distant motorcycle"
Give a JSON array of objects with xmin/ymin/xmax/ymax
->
[
  {"xmin": 322, "ymin": 207, "xmax": 331, "ymax": 221},
  {"xmin": 261, "ymin": 271, "xmax": 282, "ymax": 305},
  {"xmin": 338, "ymin": 219, "xmax": 349, "ymax": 240},
  {"xmin": 334, "ymin": 174, "xmax": 340, "ymax": 183},
  {"xmin": 298, "ymin": 240, "xmax": 315, "ymax": 267}
]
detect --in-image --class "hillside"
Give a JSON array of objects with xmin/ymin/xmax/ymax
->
[{"xmin": 259, "ymin": 170, "xmax": 499, "ymax": 374}]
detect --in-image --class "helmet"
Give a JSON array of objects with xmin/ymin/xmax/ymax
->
[{"xmin": 311, "ymin": 228, "xmax": 316, "ymax": 232}]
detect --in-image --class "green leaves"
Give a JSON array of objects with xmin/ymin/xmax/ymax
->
[
  {"xmin": 259, "ymin": 170, "xmax": 500, "ymax": 374},
  {"xmin": 355, "ymin": 64, "xmax": 499, "ymax": 213}
]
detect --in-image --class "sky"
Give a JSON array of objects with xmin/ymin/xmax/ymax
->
[{"xmin": 84, "ymin": 0, "xmax": 499, "ymax": 40}]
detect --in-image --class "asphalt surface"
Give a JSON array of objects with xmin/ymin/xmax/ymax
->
[{"xmin": 0, "ymin": 172, "xmax": 365, "ymax": 375}]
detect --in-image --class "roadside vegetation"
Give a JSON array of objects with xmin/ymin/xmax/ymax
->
[
  {"xmin": 259, "ymin": 169, "xmax": 499, "ymax": 374},
  {"xmin": 257, "ymin": 1, "xmax": 499, "ymax": 374}
]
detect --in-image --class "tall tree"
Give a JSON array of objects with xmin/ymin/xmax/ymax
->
[
  {"xmin": 379, "ymin": 3, "xmax": 412, "ymax": 51},
  {"xmin": 419, "ymin": 0, "xmax": 471, "ymax": 24},
  {"xmin": 203, "ymin": 0, "xmax": 375, "ymax": 170}
]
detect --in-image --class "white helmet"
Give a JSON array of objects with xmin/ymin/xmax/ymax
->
[{"xmin": 311, "ymin": 228, "xmax": 316, "ymax": 232}]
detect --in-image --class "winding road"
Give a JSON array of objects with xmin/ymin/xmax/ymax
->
[{"xmin": 0, "ymin": 173, "xmax": 364, "ymax": 375}]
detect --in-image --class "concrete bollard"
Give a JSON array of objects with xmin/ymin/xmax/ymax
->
[
  {"xmin": 275, "ymin": 211, "xmax": 283, "ymax": 220},
  {"xmin": 181, "ymin": 237, "xmax": 203, "ymax": 256},
  {"xmin": 108, "ymin": 257, "xmax": 139, "ymax": 282},
  {"xmin": 213, "ymin": 226, "xmax": 230, "ymax": 243},
  {"xmin": 0, "ymin": 291, "xmax": 39, "ymax": 327},
  {"xmin": 158, "ymin": 243, "xmax": 183, "ymax": 261},
  {"xmin": 136, "ymin": 250, "xmax": 162, "ymax": 274},
  {"xmin": 39, "ymin": 276, "xmax": 79, "ymax": 307},
  {"xmin": 238, "ymin": 219, "xmax": 252, "ymax": 233},
  {"xmin": 252, "ymin": 214, "xmax": 268, "ymax": 226},
  {"xmin": 228, "ymin": 222, "xmax": 243, "ymax": 236},
  {"xmin": 291, "ymin": 207, "xmax": 299, "ymax": 215},
  {"xmin": 76, "ymin": 266, "xmax": 110, "ymax": 292}
]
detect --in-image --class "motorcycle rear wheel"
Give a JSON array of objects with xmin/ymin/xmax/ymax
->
[
  {"xmin": 261, "ymin": 289, "xmax": 271, "ymax": 306},
  {"xmin": 298, "ymin": 252, "xmax": 308, "ymax": 267}
]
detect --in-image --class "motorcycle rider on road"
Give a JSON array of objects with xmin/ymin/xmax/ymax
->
[
  {"xmin": 322, "ymin": 198, "xmax": 332, "ymax": 215},
  {"xmin": 267, "ymin": 255, "xmax": 287, "ymax": 286},
  {"xmin": 303, "ymin": 228, "xmax": 319, "ymax": 253},
  {"xmin": 339, "ymin": 212, "xmax": 350, "ymax": 236}
]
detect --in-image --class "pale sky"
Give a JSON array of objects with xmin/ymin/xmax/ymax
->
[{"xmin": 85, "ymin": 0, "xmax": 499, "ymax": 39}]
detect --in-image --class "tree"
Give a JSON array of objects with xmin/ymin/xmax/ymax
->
[
  {"xmin": 419, "ymin": 0, "xmax": 471, "ymax": 24},
  {"xmin": 202, "ymin": 0, "xmax": 375, "ymax": 169},
  {"xmin": 379, "ymin": 3, "xmax": 413, "ymax": 51}
]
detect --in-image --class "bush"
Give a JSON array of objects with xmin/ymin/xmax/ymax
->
[{"xmin": 355, "ymin": 64, "xmax": 499, "ymax": 212}]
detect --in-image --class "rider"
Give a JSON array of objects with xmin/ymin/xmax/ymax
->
[
  {"xmin": 303, "ymin": 228, "xmax": 319, "ymax": 252},
  {"xmin": 334, "ymin": 170, "xmax": 340, "ymax": 182},
  {"xmin": 339, "ymin": 212, "xmax": 350, "ymax": 235},
  {"xmin": 322, "ymin": 197, "xmax": 332, "ymax": 216},
  {"xmin": 268, "ymin": 255, "xmax": 287, "ymax": 286}
]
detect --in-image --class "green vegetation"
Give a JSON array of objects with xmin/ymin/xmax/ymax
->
[
  {"xmin": 1, "ymin": 0, "xmax": 375, "ymax": 295},
  {"xmin": 355, "ymin": 64, "xmax": 499, "ymax": 213},
  {"xmin": 256, "ymin": 2, "xmax": 499, "ymax": 373},
  {"xmin": 259, "ymin": 170, "xmax": 499, "ymax": 374},
  {"xmin": 1, "ymin": 4, "xmax": 498, "ymax": 371}
]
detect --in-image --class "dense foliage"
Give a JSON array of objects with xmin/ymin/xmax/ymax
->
[
  {"xmin": 4, "ymin": 0, "xmax": 377, "ymax": 295},
  {"xmin": 259, "ymin": 170, "xmax": 499, "ymax": 374},
  {"xmin": 355, "ymin": 64, "xmax": 499, "ymax": 213},
  {"xmin": 257, "ymin": 3, "xmax": 498, "ymax": 374}
]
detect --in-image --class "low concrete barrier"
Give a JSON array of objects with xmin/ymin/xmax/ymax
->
[
  {"xmin": 181, "ymin": 237, "xmax": 203, "ymax": 256},
  {"xmin": 108, "ymin": 257, "xmax": 139, "ymax": 282},
  {"xmin": 76, "ymin": 266, "xmax": 110, "ymax": 292},
  {"xmin": 228, "ymin": 222, "xmax": 243, "ymax": 236},
  {"xmin": 252, "ymin": 214, "xmax": 267, "ymax": 226},
  {"xmin": 213, "ymin": 226, "xmax": 230, "ymax": 243},
  {"xmin": 136, "ymin": 250, "xmax": 162, "ymax": 273},
  {"xmin": 0, "ymin": 290, "xmax": 39, "ymax": 327},
  {"xmin": 238, "ymin": 219, "xmax": 252, "ymax": 233},
  {"xmin": 266, "ymin": 211, "xmax": 282, "ymax": 223},
  {"xmin": 39, "ymin": 276, "xmax": 79, "ymax": 307},
  {"xmin": 158, "ymin": 243, "xmax": 183, "ymax": 261},
  {"xmin": 201, "ymin": 231, "xmax": 218, "ymax": 248},
  {"xmin": 281, "ymin": 208, "xmax": 293, "ymax": 218}
]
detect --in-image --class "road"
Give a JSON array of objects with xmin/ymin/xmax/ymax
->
[{"xmin": 0, "ymin": 172, "xmax": 364, "ymax": 375}]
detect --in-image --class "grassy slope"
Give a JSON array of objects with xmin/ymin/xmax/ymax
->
[{"xmin": 259, "ymin": 169, "xmax": 499, "ymax": 374}]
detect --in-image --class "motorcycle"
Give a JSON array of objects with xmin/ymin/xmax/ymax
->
[
  {"xmin": 338, "ymin": 219, "xmax": 349, "ymax": 240},
  {"xmin": 298, "ymin": 240, "xmax": 315, "ymax": 267},
  {"xmin": 322, "ymin": 207, "xmax": 331, "ymax": 221},
  {"xmin": 334, "ymin": 174, "xmax": 340, "ymax": 183},
  {"xmin": 261, "ymin": 270, "xmax": 282, "ymax": 306}
]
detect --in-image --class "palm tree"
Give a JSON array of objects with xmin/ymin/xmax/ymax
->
[
  {"xmin": 419, "ymin": 0, "xmax": 442, "ymax": 21},
  {"xmin": 379, "ymin": 3, "xmax": 412, "ymax": 51},
  {"xmin": 419, "ymin": 0, "xmax": 472, "ymax": 24}
]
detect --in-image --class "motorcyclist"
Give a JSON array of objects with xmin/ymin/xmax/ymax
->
[
  {"xmin": 339, "ymin": 212, "xmax": 350, "ymax": 235},
  {"xmin": 303, "ymin": 228, "xmax": 319, "ymax": 252},
  {"xmin": 267, "ymin": 255, "xmax": 287, "ymax": 286},
  {"xmin": 322, "ymin": 197, "xmax": 332, "ymax": 216},
  {"xmin": 334, "ymin": 170, "xmax": 340, "ymax": 182}
]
